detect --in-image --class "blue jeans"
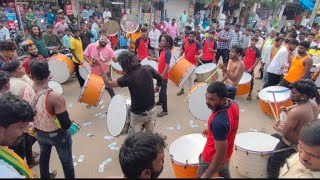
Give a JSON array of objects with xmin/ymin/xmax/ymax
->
[
  {"xmin": 159, "ymin": 80, "xmax": 168, "ymax": 112},
  {"xmin": 226, "ymin": 84, "xmax": 237, "ymax": 100},
  {"xmin": 36, "ymin": 129, "xmax": 75, "ymax": 178}
]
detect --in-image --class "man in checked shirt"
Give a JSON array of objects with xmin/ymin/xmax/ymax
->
[{"xmin": 215, "ymin": 22, "xmax": 232, "ymax": 66}]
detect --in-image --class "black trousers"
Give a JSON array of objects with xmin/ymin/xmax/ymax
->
[
  {"xmin": 264, "ymin": 73, "xmax": 282, "ymax": 88},
  {"xmin": 267, "ymin": 134, "xmax": 296, "ymax": 178},
  {"xmin": 74, "ymin": 62, "xmax": 85, "ymax": 88},
  {"xmin": 159, "ymin": 80, "xmax": 168, "ymax": 112},
  {"xmin": 215, "ymin": 49, "xmax": 229, "ymax": 65},
  {"xmin": 279, "ymin": 79, "xmax": 291, "ymax": 88},
  {"xmin": 9, "ymin": 134, "xmax": 37, "ymax": 165},
  {"xmin": 104, "ymin": 71, "xmax": 115, "ymax": 98}
]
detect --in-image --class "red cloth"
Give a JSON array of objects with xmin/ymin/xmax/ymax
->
[
  {"xmin": 158, "ymin": 49, "xmax": 169, "ymax": 79},
  {"xmin": 201, "ymin": 102, "xmax": 239, "ymax": 164},
  {"xmin": 243, "ymin": 48, "xmax": 258, "ymax": 71},
  {"xmin": 202, "ymin": 39, "xmax": 215, "ymax": 61},
  {"xmin": 22, "ymin": 55, "xmax": 45, "ymax": 74},
  {"xmin": 157, "ymin": 22, "xmax": 166, "ymax": 32},
  {"xmin": 137, "ymin": 38, "xmax": 150, "ymax": 61},
  {"xmin": 107, "ymin": 35, "xmax": 118, "ymax": 49},
  {"xmin": 184, "ymin": 42, "xmax": 198, "ymax": 65}
]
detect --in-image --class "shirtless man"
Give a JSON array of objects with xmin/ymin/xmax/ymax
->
[
  {"xmin": 267, "ymin": 79, "xmax": 320, "ymax": 178},
  {"xmin": 219, "ymin": 45, "xmax": 245, "ymax": 100}
]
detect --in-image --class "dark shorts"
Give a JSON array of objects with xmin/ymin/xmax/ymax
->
[{"xmin": 197, "ymin": 154, "xmax": 231, "ymax": 178}]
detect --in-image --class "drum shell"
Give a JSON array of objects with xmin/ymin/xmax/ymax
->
[
  {"xmin": 78, "ymin": 73, "xmax": 105, "ymax": 106},
  {"xmin": 259, "ymin": 99, "xmax": 293, "ymax": 117},
  {"xmin": 188, "ymin": 83, "xmax": 211, "ymax": 121},
  {"xmin": 195, "ymin": 63, "xmax": 218, "ymax": 83},
  {"xmin": 236, "ymin": 72, "xmax": 252, "ymax": 96},
  {"xmin": 48, "ymin": 54, "xmax": 75, "ymax": 83},
  {"xmin": 169, "ymin": 57, "xmax": 195, "ymax": 87}
]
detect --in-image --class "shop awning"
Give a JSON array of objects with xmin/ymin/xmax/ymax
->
[{"xmin": 299, "ymin": 0, "xmax": 314, "ymax": 10}]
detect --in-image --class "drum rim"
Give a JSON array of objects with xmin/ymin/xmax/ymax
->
[
  {"xmin": 195, "ymin": 63, "xmax": 217, "ymax": 74},
  {"xmin": 141, "ymin": 59, "xmax": 158, "ymax": 70},
  {"xmin": 79, "ymin": 64, "xmax": 91, "ymax": 80},
  {"xmin": 48, "ymin": 59, "xmax": 71, "ymax": 83},
  {"xmin": 188, "ymin": 84, "xmax": 210, "ymax": 121},
  {"xmin": 107, "ymin": 94, "xmax": 130, "ymax": 136},
  {"xmin": 258, "ymin": 86, "xmax": 290, "ymax": 102},
  {"xmin": 78, "ymin": 73, "xmax": 105, "ymax": 106},
  {"xmin": 177, "ymin": 65, "xmax": 196, "ymax": 87},
  {"xmin": 48, "ymin": 80, "xmax": 64, "ymax": 94},
  {"xmin": 234, "ymin": 145, "xmax": 277, "ymax": 155},
  {"xmin": 239, "ymin": 72, "xmax": 252, "ymax": 84}
]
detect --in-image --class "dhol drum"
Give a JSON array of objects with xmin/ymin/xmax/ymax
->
[
  {"xmin": 78, "ymin": 73, "xmax": 105, "ymax": 106},
  {"xmin": 111, "ymin": 49, "xmax": 128, "ymax": 75},
  {"xmin": 79, "ymin": 62, "xmax": 91, "ymax": 80},
  {"xmin": 107, "ymin": 95, "xmax": 131, "ymax": 136},
  {"xmin": 169, "ymin": 134, "xmax": 220, "ymax": 178},
  {"xmin": 258, "ymin": 86, "xmax": 293, "ymax": 117},
  {"xmin": 195, "ymin": 63, "xmax": 218, "ymax": 83},
  {"xmin": 231, "ymin": 132, "xmax": 280, "ymax": 178},
  {"xmin": 141, "ymin": 58, "xmax": 158, "ymax": 70},
  {"xmin": 170, "ymin": 46, "xmax": 181, "ymax": 68},
  {"xmin": 48, "ymin": 54, "xmax": 75, "ymax": 83},
  {"xmin": 48, "ymin": 80, "xmax": 64, "ymax": 94},
  {"xmin": 187, "ymin": 83, "xmax": 211, "ymax": 121},
  {"xmin": 236, "ymin": 72, "xmax": 252, "ymax": 95},
  {"xmin": 169, "ymin": 57, "xmax": 196, "ymax": 87}
]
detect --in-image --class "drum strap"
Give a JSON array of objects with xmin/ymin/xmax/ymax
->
[{"xmin": 271, "ymin": 146, "xmax": 297, "ymax": 154}]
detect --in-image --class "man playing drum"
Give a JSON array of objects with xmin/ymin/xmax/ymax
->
[
  {"xmin": 218, "ymin": 45, "xmax": 245, "ymax": 100},
  {"xmin": 267, "ymin": 79, "xmax": 319, "ymax": 178},
  {"xmin": 84, "ymin": 31, "xmax": 117, "ymax": 99},
  {"xmin": 119, "ymin": 132, "xmax": 166, "ymax": 179},
  {"xmin": 177, "ymin": 31, "xmax": 203, "ymax": 96},
  {"xmin": 198, "ymin": 81, "xmax": 239, "ymax": 178},
  {"xmin": 91, "ymin": 51, "xmax": 163, "ymax": 135},
  {"xmin": 201, "ymin": 30, "xmax": 217, "ymax": 64},
  {"xmin": 279, "ymin": 120, "xmax": 320, "ymax": 178}
]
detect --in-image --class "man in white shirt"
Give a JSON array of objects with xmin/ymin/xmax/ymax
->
[
  {"xmin": 92, "ymin": 16, "xmax": 99, "ymax": 32},
  {"xmin": 0, "ymin": 21, "xmax": 10, "ymax": 41},
  {"xmin": 149, "ymin": 22, "xmax": 161, "ymax": 59},
  {"xmin": 279, "ymin": 120, "xmax": 320, "ymax": 178},
  {"xmin": 264, "ymin": 39, "xmax": 299, "ymax": 87},
  {"xmin": 185, "ymin": 18, "xmax": 195, "ymax": 30},
  {"xmin": 218, "ymin": 11, "xmax": 227, "ymax": 29},
  {"xmin": 0, "ymin": 93, "xmax": 35, "ymax": 178},
  {"xmin": 103, "ymin": 7, "xmax": 112, "ymax": 23}
]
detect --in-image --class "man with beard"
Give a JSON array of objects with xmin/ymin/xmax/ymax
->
[
  {"xmin": 219, "ymin": 45, "xmax": 245, "ymax": 100},
  {"xmin": 22, "ymin": 43, "xmax": 45, "ymax": 75},
  {"xmin": 90, "ymin": 51, "xmax": 163, "ymax": 135},
  {"xmin": 0, "ymin": 93, "xmax": 35, "ymax": 178},
  {"xmin": 267, "ymin": 79, "xmax": 319, "ymax": 178},
  {"xmin": 119, "ymin": 132, "xmax": 166, "ymax": 179},
  {"xmin": 84, "ymin": 31, "xmax": 117, "ymax": 99},
  {"xmin": 280, "ymin": 41, "xmax": 313, "ymax": 88},
  {"xmin": 284, "ymin": 31, "xmax": 295, "ymax": 46},
  {"xmin": 215, "ymin": 22, "xmax": 232, "ymax": 67},
  {"xmin": 135, "ymin": 27, "xmax": 151, "ymax": 62},
  {"xmin": 70, "ymin": 28, "xmax": 85, "ymax": 88},
  {"xmin": 198, "ymin": 81, "xmax": 239, "ymax": 178},
  {"xmin": 27, "ymin": 25, "xmax": 49, "ymax": 58},
  {"xmin": 265, "ymin": 39, "xmax": 299, "ymax": 87},
  {"xmin": 0, "ymin": 40, "xmax": 18, "ymax": 70},
  {"xmin": 30, "ymin": 60, "xmax": 74, "ymax": 178},
  {"xmin": 68, "ymin": 16, "xmax": 79, "ymax": 33},
  {"xmin": 279, "ymin": 120, "xmax": 320, "ymax": 178},
  {"xmin": 177, "ymin": 31, "xmax": 203, "ymax": 96},
  {"xmin": 43, "ymin": 24, "xmax": 62, "ymax": 54}
]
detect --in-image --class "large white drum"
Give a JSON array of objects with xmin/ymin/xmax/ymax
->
[
  {"xmin": 169, "ymin": 134, "xmax": 207, "ymax": 178},
  {"xmin": 48, "ymin": 80, "xmax": 63, "ymax": 94},
  {"xmin": 111, "ymin": 49, "xmax": 128, "ymax": 74},
  {"xmin": 195, "ymin": 63, "xmax": 218, "ymax": 83},
  {"xmin": 170, "ymin": 46, "xmax": 181, "ymax": 68},
  {"xmin": 48, "ymin": 54, "xmax": 75, "ymax": 83},
  {"xmin": 311, "ymin": 55, "xmax": 320, "ymax": 72},
  {"xmin": 141, "ymin": 58, "xmax": 158, "ymax": 71},
  {"xmin": 79, "ymin": 62, "xmax": 91, "ymax": 80},
  {"xmin": 231, "ymin": 132, "xmax": 280, "ymax": 178},
  {"xmin": 187, "ymin": 83, "xmax": 211, "ymax": 121},
  {"xmin": 107, "ymin": 95, "xmax": 131, "ymax": 137},
  {"xmin": 236, "ymin": 72, "xmax": 252, "ymax": 95}
]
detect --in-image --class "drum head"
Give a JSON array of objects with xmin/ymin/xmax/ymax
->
[
  {"xmin": 239, "ymin": 72, "xmax": 252, "ymax": 84},
  {"xmin": 235, "ymin": 132, "xmax": 279, "ymax": 152},
  {"xmin": 170, "ymin": 47, "xmax": 181, "ymax": 68},
  {"xmin": 48, "ymin": 59, "xmax": 70, "ymax": 83},
  {"xmin": 141, "ymin": 59, "xmax": 158, "ymax": 71},
  {"xmin": 79, "ymin": 63, "xmax": 91, "ymax": 80},
  {"xmin": 115, "ymin": 49, "xmax": 129, "ymax": 56},
  {"xmin": 188, "ymin": 84, "xmax": 211, "ymax": 121},
  {"xmin": 195, "ymin": 63, "xmax": 216, "ymax": 74},
  {"xmin": 178, "ymin": 65, "xmax": 196, "ymax": 88},
  {"xmin": 120, "ymin": 14, "xmax": 139, "ymax": 33},
  {"xmin": 107, "ymin": 95, "xmax": 129, "ymax": 136},
  {"xmin": 169, "ymin": 134, "xmax": 206, "ymax": 165},
  {"xmin": 311, "ymin": 55, "xmax": 320, "ymax": 72},
  {"xmin": 103, "ymin": 20, "xmax": 120, "ymax": 36},
  {"xmin": 111, "ymin": 61, "xmax": 123, "ymax": 71},
  {"xmin": 48, "ymin": 80, "xmax": 63, "ymax": 94},
  {"xmin": 258, "ymin": 86, "xmax": 291, "ymax": 103}
]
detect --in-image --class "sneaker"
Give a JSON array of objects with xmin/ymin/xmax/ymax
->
[
  {"xmin": 49, "ymin": 170, "xmax": 57, "ymax": 178},
  {"xmin": 157, "ymin": 111, "xmax": 168, "ymax": 117},
  {"xmin": 156, "ymin": 101, "xmax": 162, "ymax": 106}
]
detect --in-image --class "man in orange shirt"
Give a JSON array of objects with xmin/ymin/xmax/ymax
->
[
  {"xmin": 125, "ymin": 24, "xmax": 142, "ymax": 52},
  {"xmin": 280, "ymin": 41, "xmax": 313, "ymax": 88}
]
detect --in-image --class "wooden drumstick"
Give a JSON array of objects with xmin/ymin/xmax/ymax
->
[
  {"xmin": 198, "ymin": 58, "xmax": 204, "ymax": 65},
  {"xmin": 205, "ymin": 68, "xmax": 219, "ymax": 83},
  {"xmin": 184, "ymin": 92, "xmax": 192, "ymax": 102},
  {"xmin": 268, "ymin": 101, "xmax": 279, "ymax": 122},
  {"xmin": 271, "ymin": 92, "xmax": 279, "ymax": 120}
]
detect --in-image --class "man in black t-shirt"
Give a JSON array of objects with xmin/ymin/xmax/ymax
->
[{"xmin": 90, "ymin": 51, "xmax": 163, "ymax": 135}]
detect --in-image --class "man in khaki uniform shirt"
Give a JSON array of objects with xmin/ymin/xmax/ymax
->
[{"xmin": 279, "ymin": 120, "xmax": 320, "ymax": 178}]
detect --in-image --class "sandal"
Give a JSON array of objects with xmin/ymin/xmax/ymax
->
[{"xmin": 177, "ymin": 90, "xmax": 185, "ymax": 96}]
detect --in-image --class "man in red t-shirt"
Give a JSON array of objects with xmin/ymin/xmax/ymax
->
[
  {"xmin": 198, "ymin": 81, "xmax": 239, "ymax": 178},
  {"xmin": 201, "ymin": 30, "xmax": 217, "ymax": 64},
  {"xmin": 243, "ymin": 37, "xmax": 261, "ymax": 100},
  {"xmin": 135, "ymin": 27, "xmax": 151, "ymax": 62},
  {"xmin": 22, "ymin": 43, "xmax": 45, "ymax": 75},
  {"xmin": 177, "ymin": 31, "xmax": 203, "ymax": 96},
  {"xmin": 157, "ymin": 19, "xmax": 166, "ymax": 32}
]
